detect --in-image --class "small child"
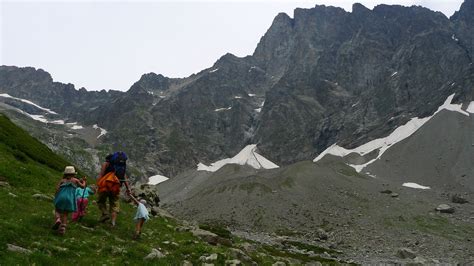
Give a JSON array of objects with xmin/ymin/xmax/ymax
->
[
  {"xmin": 72, "ymin": 180, "xmax": 96, "ymax": 222},
  {"xmin": 52, "ymin": 166, "xmax": 85, "ymax": 235},
  {"xmin": 129, "ymin": 194, "xmax": 149, "ymax": 239}
]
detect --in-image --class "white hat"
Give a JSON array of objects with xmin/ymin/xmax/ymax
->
[{"xmin": 64, "ymin": 166, "xmax": 77, "ymax": 175}]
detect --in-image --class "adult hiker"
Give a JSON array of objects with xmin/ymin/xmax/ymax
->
[
  {"xmin": 96, "ymin": 151, "xmax": 131, "ymax": 227},
  {"xmin": 52, "ymin": 166, "xmax": 86, "ymax": 235}
]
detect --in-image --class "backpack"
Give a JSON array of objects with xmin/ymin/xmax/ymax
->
[
  {"xmin": 97, "ymin": 172, "xmax": 120, "ymax": 195},
  {"xmin": 110, "ymin": 151, "xmax": 127, "ymax": 182},
  {"xmin": 97, "ymin": 151, "xmax": 127, "ymax": 195}
]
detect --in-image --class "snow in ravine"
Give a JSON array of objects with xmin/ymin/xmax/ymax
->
[
  {"xmin": 28, "ymin": 114, "xmax": 49, "ymax": 123},
  {"xmin": 391, "ymin": 71, "xmax": 398, "ymax": 77},
  {"xmin": 215, "ymin": 107, "xmax": 232, "ymax": 112},
  {"xmin": 314, "ymin": 94, "xmax": 468, "ymax": 172},
  {"xmin": 0, "ymin": 93, "xmax": 57, "ymax": 114},
  {"xmin": 209, "ymin": 68, "xmax": 219, "ymax": 73},
  {"xmin": 197, "ymin": 144, "xmax": 279, "ymax": 172},
  {"xmin": 148, "ymin": 174, "xmax": 169, "ymax": 185},
  {"xmin": 402, "ymin": 182, "xmax": 431, "ymax": 190},
  {"xmin": 93, "ymin": 124, "xmax": 107, "ymax": 138}
]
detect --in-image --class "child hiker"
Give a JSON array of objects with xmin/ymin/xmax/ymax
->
[
  {"xmin": 129, "ymin": 194, "xmax": 149, "ymax": 239},
  {"xmin": 52, "ymin": 166, "xmax": 85, "ymax": 235},
  {"xmin": 72, "ymin": 180, "xmax": 96, "ymax": 222}
]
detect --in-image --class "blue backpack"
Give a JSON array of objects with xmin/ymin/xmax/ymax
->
[{"xmin": 110, "ymin": 151, "xmax": 127, "ymax": 182}]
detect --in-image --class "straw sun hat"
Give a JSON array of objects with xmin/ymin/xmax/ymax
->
[{"xmin": 63, "ymin": 166, "xmax": 77, "ymax": 175}]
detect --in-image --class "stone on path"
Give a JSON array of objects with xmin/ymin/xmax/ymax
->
[
  {"xmin": 7, "ymin": 244, "xmax": 32, "ymax": 254},
  {"xmin": 144, "ymin": 248, "xmax": 165, "ymax": 260},
  {"xmin": 436, "ymin": 204, "xmax": 455, "ymax": 214}
]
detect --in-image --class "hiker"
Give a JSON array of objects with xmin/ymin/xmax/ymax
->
[
  {"xmin": 72, "ymin": 179, "xmax": 96, "ymax": 222},
  {"xmin": 129, "ymin": 194, "xmax": 149, "ymax": 239},
  {"xmin": 52, "ymin": 166, "xmax": 86, "ymax": 235},
  {"xmin": 96, "ymin": 151, "xmax": 131, "ymax": 227}
]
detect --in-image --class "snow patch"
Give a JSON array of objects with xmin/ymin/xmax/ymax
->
[
  {"xmin": 71, "ymin": 125, "xmax": 84, "ymax": 130},
  {"xmin": 451, "ymin": 34, "xmax": 459, "ymax": 42},
  {"xmin": 148, "ymin": 174, "xmax": 169, "ymax": 185},
  {"xmin": 197, "ymin": 144, "xmax": 279, "ymax": 172},
  {"xmin": 248, "ymin": 93, "xmax": 256, "ymax": 97},
  {"xmin": 260, "ymin": 100, "xmax": 265, "ymax": 107},
  {"xmin": 248, "ymin": 66, "xmax": 258, "ymax": 72},
  {"xmin": 255, "ymin": 108, "xmax": 262, "ymax": 113},
  {"xmin": 28, "ymin": 114, "xmax": 48, "ymax": 123},
  {"xmin": 467, "ymin": 102, "xmax": 474, "ymax": 114},
  {"xmin": 50, "ymin": 120, "xmax": 65, "ymax": 125},
  {"xmin": 391, "ymin": 72, "xmax": 398, "ymax": 77},
  {"xmin": 402, "ymin": 182, "xmax": 430, "ymax": 190},
  {"xmin": 314, "ymin": 94, "xmax": 468, "ymax": 172},
  {"xmin": 209, "ymin": 68, "xmax": 219, "ymax": 73},
  {"xmin": 0, "ymin": 93, "xmax": 57, "ymax": 114},
  {"xmin": 214, "ymin": 107, "xmax": 232, "ymax": 112},
  {"xmin": 93, "ymin": 124, "xmax": 107, "ymax": 138},
  {"xmin": 234, "ymin": 96, "xmax": 242, "ymax": 99}
]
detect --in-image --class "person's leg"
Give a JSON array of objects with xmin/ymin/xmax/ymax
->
[
  {"xmin": 97, "ymin": 192, "xmax": 110, "ymax": 222},
  {"xmin": 110, "ymin": 193, "xmax": 120, "ymax": 227},
  {"xmin": 72, "ymin": 198, "xmax": 81, "ymax": 221},
  {"xmin": 80, "ymin": 198, "xmax": 89, "ymax": 219},
  {"xmin": 133, "ymin": 219, "xmax": 145, "ymax": 239},
  {"xmin": 58, "ymin": 212, "xmax": 68, "ymax": 235},
  {"xmin": 52, "ymin": 210, "xmax": 62, "ymax": 229}
]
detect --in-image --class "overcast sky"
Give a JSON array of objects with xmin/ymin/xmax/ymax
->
[{"xmin": 0, "ymin": 0, "xmax": 465, "ymax": 91}]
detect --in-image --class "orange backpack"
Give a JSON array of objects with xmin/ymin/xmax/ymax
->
[{"xmin": 97, "ymin": 172, "xmax": 121, "ymax": 195}]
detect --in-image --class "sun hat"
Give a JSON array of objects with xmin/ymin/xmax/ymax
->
[{"xmin": 64, "ymin": 166, "xmax": 77, "ymax": 175}]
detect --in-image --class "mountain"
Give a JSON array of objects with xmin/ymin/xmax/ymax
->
[
  {"xmin": 1, "ymin": 1, "xmax": 473, "ymax": 179},
  {"xmin": 0, "ymin": 113, "xmax": 347, "ymax": 264}
]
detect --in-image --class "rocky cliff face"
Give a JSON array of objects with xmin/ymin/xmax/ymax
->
[{"xmin": 1, "ymin": 1, "xmax": 473, "ymax": 178}]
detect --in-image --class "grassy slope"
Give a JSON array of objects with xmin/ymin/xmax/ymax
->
[{"xmin": 0, "ymin": 114, "xmax": 340, "ymax": 265}]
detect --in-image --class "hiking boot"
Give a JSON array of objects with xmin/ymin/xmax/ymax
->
[
  {"xmin": 58, "ymin": 224, "xmax": 66, "ymax": 235},
  {"xmin": 99, "ymin": 214, "xmax": 110, "ymax": 223},
  {"xmin": 132, "ymin": 231, "xmax": 141, "ymax": 240},
  {"xmin": 52, "ymin": 218, "xmax": 61, "ymax": 230}
]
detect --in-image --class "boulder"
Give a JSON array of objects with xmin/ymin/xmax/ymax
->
[
  {"xmin": 7, "ymin": 244, "xmax": 32, "ymax": 254},
  {"xmin": 316, "ymin": 228, "xmax": 328, "ymax": 240},
  {"xmin": 229, "ymin": 248, "xmax": 252, "ymax": 262},
  {"xmin": 391, "ymin": 193, "xmax": 399, "ymax": 198},
  {"xmin": 132, "ymin": 183, "xmax": 160, "ymax": 207},
  {"xmin": 182, "ymin": 260, "xmax": 193, "ymax": 266},
  {"xmin": 32, "ymin": 193, "xmax": 53, "ymax": 201},
  {"xmin": 451, "ymin": 194, "xmax": 469, "ymax": 204},
  {"xmin": 0, "ymin": 181, "xmax": 10, "ymax": 187},
  {"xmin": 436, "ymin": 204, "xmax": 455, "ymax": 213},
  {"xmin": 272, "ymin": 262, "xmax": 286, "ymax": 266},
  {"xmin": 144, "ymin": 248, "xmax": 165, "ymax": 260},
  {"xmin": 225, "ymin": 259, "xmax": 242, "ymax": 265},
  {"xmin": 151, "ymin": 206, "xmax": 174, "ymax": 218},
  {"xmin": 396, "ymin": 248, "xmax": 417, "ymax": 259},
  {"xmin": 192, "ymin": 229, "xmax": 232, "ymax": 246}
]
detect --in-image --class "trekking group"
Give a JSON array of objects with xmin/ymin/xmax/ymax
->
[{"xmin": 52, "ymin": 151, "xmax": 149, "ymax": 239}]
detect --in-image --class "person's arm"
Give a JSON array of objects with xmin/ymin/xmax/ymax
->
[
  {"xmin": 123, "ymin": 174, "xmax": 131, "ymax": 194},
  {"xmin": 74, "ymin": 177, "xmax": 86, "ymax": 188},
  {"xmin": 98, "ymin": 162, "xmax": 109, "ymax": 178},
  {"xmin": 129, "ymin": 194, "xmax": 139, "ymax": 205}
]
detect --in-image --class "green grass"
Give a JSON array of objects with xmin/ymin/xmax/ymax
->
[{"xmin": 0, "ymin": 113, "xmax": 345, "ymax": 265}]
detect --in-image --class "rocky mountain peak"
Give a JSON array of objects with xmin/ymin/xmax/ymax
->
[
  {"xmin": 129, "ymin": 72, "xmax": 171, "ymax": 94},
  {"xmin": 352, "ymin": 3, "xmax": 370, "ymax": 14}
]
